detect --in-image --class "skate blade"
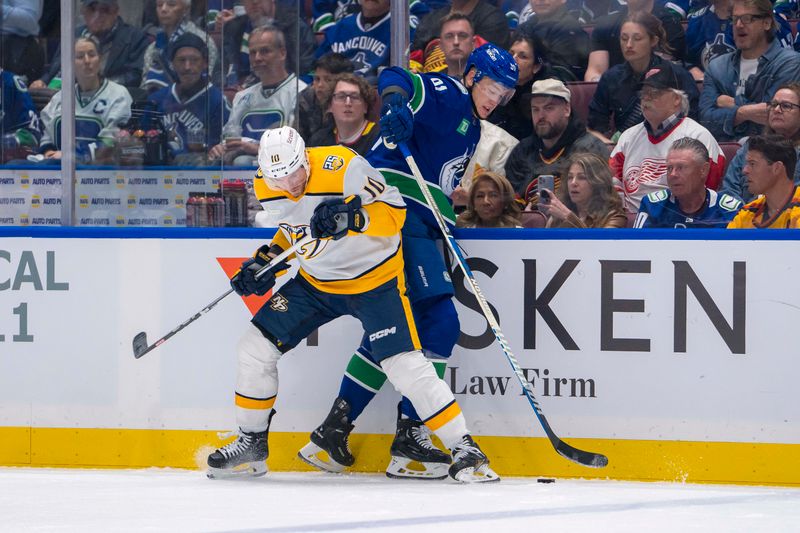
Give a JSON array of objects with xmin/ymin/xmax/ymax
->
[
  {"xmin": 297, "ymin": 442, "xmax": 347, "ymax": 473},
  {"xmin": 207, "ymin": 461, "xmax": 267, "ymax": 480},
  {"xmin": 385, "ymin": 456, "xmax": 449, "ymax": 480},
  {"xmin": 452, "ymin": 463, "xmax": 501, "ymax": 484}
]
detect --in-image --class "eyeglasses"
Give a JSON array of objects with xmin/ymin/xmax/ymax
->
[
  {"xmin": 732, "ymin": 14, "xmax": 768, "ymax": 25},
  {"xmin": 332, "ymin": 92, "xmax": 364, "ymax": 103},
  {"xmin": 767, "ymin": 100, "xmax": 800, "ymax": 112}
]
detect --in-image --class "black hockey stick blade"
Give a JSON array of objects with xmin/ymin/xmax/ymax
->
[
  {"xmin": 132, "ymin": 331, "xmax": 150, "ymax": 359},
  {"xmin": 554, "ymin": 439, "xmax": 608, "ymax": 468}
]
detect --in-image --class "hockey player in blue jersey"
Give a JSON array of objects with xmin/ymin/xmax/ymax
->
[
  {"xmin": 298, "ymin": 43, "xmax": 518, "ymax": 481},
  {"xmin": 634, "ymin": 137, "xmax": 742, "ymax": 228}
]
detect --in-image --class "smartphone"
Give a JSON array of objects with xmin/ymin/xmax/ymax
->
[{"xmin": 537, "ymin": 174, "xmax": 555, "ymax": 204}]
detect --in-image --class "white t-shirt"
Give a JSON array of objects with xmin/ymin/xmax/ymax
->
[{"xmin": 737, "ymin": 57, "xmax": 759, "ymax": 96}]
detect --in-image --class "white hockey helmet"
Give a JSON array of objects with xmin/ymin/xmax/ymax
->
[{"xmin": 257, "ymin": 126, "xmax": 309, "ymax": 188}]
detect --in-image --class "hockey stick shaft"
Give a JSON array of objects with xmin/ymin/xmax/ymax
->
[
  {"xmin": 133, "ymin": 235, "xmax": 314, "ymax": 359},
  {"xmin": 398, "ymin": 143, "xmax": 607, "ymax": 468}
]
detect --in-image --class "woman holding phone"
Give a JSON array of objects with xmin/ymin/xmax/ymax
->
[{"xmin": 538, "ymin": 152, "xmax": 627, "ymax": 228}]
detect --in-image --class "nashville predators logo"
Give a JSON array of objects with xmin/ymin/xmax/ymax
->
[
  {"xmin": 322, "ymin": 155, "xmax": 345, "ymax": 171},
  {"xmin": 278, "ymin": 223, "xmax": 329, "ymax": 259},
  {"xmin": 269, "ymin": 294, "xmax": 289, "ymax": 312}
]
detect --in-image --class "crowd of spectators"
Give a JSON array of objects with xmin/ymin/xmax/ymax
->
[{"xmin": 4, "ymin": 0, "xmax": 800, "ymax": 227}]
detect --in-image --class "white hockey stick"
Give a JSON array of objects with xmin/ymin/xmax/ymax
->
[
  {"xmin": 132, "ymin": 235, "xmax": 314, "ymax": 359},
  {"xmin": 398, "ymin": 143, "xmax": 608, "ymax": 468}
]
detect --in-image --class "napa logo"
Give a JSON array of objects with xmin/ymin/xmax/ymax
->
[
  {"xmin": 211, "ymin": 175, "xmax": 221, "ymax": 189},
  {"xmin": 175, "ymin": 194, "xmax": 185, "ymax": 208},
  {"xmin": 31, "ymin": 194, "xmax": 41, "ymax": 208},
  {"xmin": 322, "ymin": 155, "xmax": 344, "ymax": 171},
  {"xmin": 19, "ymin": 214, "xmax": 29, "ymax": 225},
  {"xmin": 163, "ymin": 175, "xmax": 174, "ymax": 188},
  {"xmin": 127, "ymin": 194, "xmax": 137, "ymax": 208},
  {"xmin": 116, "ymin": 174, "xmax": 125, "ymax": 188},
  {"xmin": 163, "ymin": 215, "xmax": 173, "ymax": 226},
  {"xmin": 79, "ymin": 195, "xmax": 90, "ymax": 208},
  {"xmin": 115, "ymin": 215, "xmax": 126, "ymax": 226},
  {"xmin": 20, "ymin": 174, "xmax": 30, "ymax": 188}
]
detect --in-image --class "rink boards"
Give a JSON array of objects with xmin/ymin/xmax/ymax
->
[{"xmin": 1, "ymin": 227, "xmax": 799, "ymax": 485}]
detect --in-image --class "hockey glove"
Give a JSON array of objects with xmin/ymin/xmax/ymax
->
[
  {"xmin": 379, "ymin": 91, "xmax": 413, "ymax": 147},
  {"xmin": 230, "ymin": 245, "xmax": 290, "ymax": 297},
  {"xmin": 309, "ymin": 195, "xmax": 367, "ymax": 240}
]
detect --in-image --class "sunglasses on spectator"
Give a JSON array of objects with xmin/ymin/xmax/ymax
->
[
  {"xmin": 332, "ymin": 92, "xmax": 364, "ymax": 103},
  {"xmin": 767, "ymin": 100, "xmax": 800, "ymax": 112},
  {"xmin": 732, "ymin": 14, "xmax": 768, "ymax": 25}
]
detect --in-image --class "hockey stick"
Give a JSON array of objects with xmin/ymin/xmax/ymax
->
[
  {"xmin": 132, "ymin": 235, "xmax": 314, "ymax": 359},
  {"xmin": 398, "ymin": 143, "xmax": 608, "ymax": 468}
]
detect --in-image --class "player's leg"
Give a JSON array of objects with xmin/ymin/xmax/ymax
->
[
  {"xmin": 356, "ymin": 275, "xmax": 498, "ymax": 483},
  {"xmin": 207, "ymin": 277, "xmax": 337, "ymax": 478}
]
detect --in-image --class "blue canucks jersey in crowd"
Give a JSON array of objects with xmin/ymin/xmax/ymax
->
[
  {"xmin": 367, "ymin": 67, "xmax": 480, "ymax": 228},
  {"xmin": 149, "ymin": 83, "xmax": 231, "ymax": 159},
  {"xmin": 0, "ymin": 69, "xmax": 40, "ymax": 145},
  {"xmin": 634, "ymin": 188, "xmax": 742, "ymax": 228},
  {"xmin": 312, "ymin": 0, "xmax": 429, "ymax": 33}
]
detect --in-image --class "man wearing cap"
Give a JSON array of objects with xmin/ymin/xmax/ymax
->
[
  {"xmin": 611, "ymin": 61, "xmax": 725, "ymax": 213},
  {"xmin": 31, "ymin": 0, "xmax": 149, "ymax": 90},
  {"xmin": 505, "ymin": 77, "xmax": 609, "ymax": 207},
  {"xmin": 140, "ymin": 0, "xmax": 219, "ymax": 93},
  {"xmin": 149, "ymin": 33, "xmax": 231, "ymax": 165},
  {"xmin": 699, "ymin": 0, "xmax": 800, "ymax": 142}
]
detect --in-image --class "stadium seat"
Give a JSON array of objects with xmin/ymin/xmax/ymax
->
[
  {"xmin": 29, "ymin": 87, "xmax": 56, "ymax": 113},
  {"xmin": 719, "ymin": 141, "xmax": 742, "ymax": 174},
  {"xmin": 566, "ymin": 81, "xmax": 597, "ymax": 125},
  {"xmin": 520, "ymin": 210, "xmax": 547, "ymax": 228}
]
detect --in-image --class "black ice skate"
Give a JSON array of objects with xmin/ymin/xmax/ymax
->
[
  {"xmin": 297, "ymin": 397, "xmax": 355, "ymax": 473},
  {"xmin": 448, "ymin": 435, "xmax": 500, "ymax": 483},
  {"xmin": 386, "ymin": 408, "xmax": 450, "ymax": 480},
  {"xmin": 207, "ymin": 411, "xmax": 274, "ymax": 479}
]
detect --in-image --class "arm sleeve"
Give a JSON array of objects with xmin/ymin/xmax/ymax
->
[
  {"xmin": 38, "ymin": 95, "xmax": 58, "ymax": 152},
  {"xmin": 699, "ymin": 66, "xmax": 738, "ymax": 138},
  {"xmin": 343, "ymin": 155, "xmax": 406, "ymax": 237},
  {"xmin": 503, "ymin": 142, "xmax": 531, "ymax": 197},
  {"xmin": 2, "ymin": 0, "xmax": 42, "ymax": 36},
  {"xmin": 98, "ymin": 90, "xmax": 133, "ymax": 142},
  {"xmin": 117, "ymin": 28, "xmax": 150, "ymax": 88},
  {"xmin": 587, "ymin": 74, "xmax": 612, "ymax": 133}
]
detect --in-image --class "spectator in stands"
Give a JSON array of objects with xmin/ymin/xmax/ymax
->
[
  {"xmin": 505, "ymin": 78, "xmax": 610, "ymax": 208},
  {"xmin": 699, "ymin": 0, "xmax": 800, "ymax": 142},
  {"xmin": 315, "ymin": 0, "xmax": 394, "ymax": 82},
  {"xmin": 219, "ymin": 0, "xmax": 314, "ymax": 87},
  {"xmin": 38, "ymin": 36, "xmax": 132, "ymax": 164},
  {"xmin": 0, "ymin": 66, "xmax": 40, "ymax": 163},
  {"xmin": 308, "ymin": 73, "xmax": 379, "ymax": 154},
  {"xmin": 568, "ymin": 0, "xmax": 627, "ymax": 24},
  {"xmin": 32, "ymin": 0, "xmax": 149, "ymax": 91},
  {"xmin": 412, "ymin": 0, "xmax": 510, "ymax": 55},
  {"xmin": 728, "ymin": 134, "xmax": 800, "ymax": 228},
  {"xmin": 588, "ymin": 11, "xmax": 699, "ymax": 143},
  {"xmin": 635, "ymin": 137, "xmax": 743, "ymax": 227},
  {"xmin": 721, "ymin": 82, "xmax": 800, "ymax": 202},
  {"xmin": 610, "ymin": 61, "xmax": 724, "ymax": 213},
  {"xmin": 538, "ymin": 152, "xmax": 627, "ymax": 227},
  {"xmin": 517, "ymin": 0, "xmax": 591, "ymax": 80},
  {"xmin": 298, "ymin": 53, "xmax": 354, "ymax": 141},
  {"xmin": 489, "ymin": 32, "xmax": 556, "ymax": 140},
  {"xmin": 208, "ymin": 26, "xmax": 306, "ymax": 166},
  {"xmin": 140, "ymin": 0, "xmax": 219, "ymax": 92},
  {"xmin": 312, "ymin": 0, "xmax": 430, "ymax": 34},
  {"xmin": 584, "ymin": 0, "xmax": 686, "ymax": 81},
  {"xmin": 149, "ymin": 33, "xmax": 231, "ymax": 165},
  {"xmin": 439, "ymin": 13, "xmax": 476, "ymax": 80},
  {"xmin": 1, "ymin": 0, "xmax": 45, "ymax": 82},
  {"xmin": 455, "ymin": 170, "xmax": 522, "ymax": 228},
  {"xmin": 686, "ymin": 0, "xmax": 736, "ymax": 78}
]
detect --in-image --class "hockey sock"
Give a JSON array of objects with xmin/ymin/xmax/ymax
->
[
  {"xmin": 337, "ymin": 347, "xmax": 387, "ymax": 421},
  {"xmin": 380, "ymin": 350, "xmax": 468, "ymax": 449},
  {"xmin": 399, "ymin": 357, "xmax": 447, "ymax": 420},
  {"xmin": 235, "ymin": 323, "xmax": 282, "ymax": 432}
]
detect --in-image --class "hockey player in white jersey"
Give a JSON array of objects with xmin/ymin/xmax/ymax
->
[
  {"xmin": 38, "ymin": 36, "xmax": 132, "ymax": 163},
  {"xmin": 206, "ymin": 126, "xmax": 498, "ymax": 483}
]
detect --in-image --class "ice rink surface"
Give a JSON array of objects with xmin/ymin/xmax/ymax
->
[{"xmin": 2, "ymin": 468, "xmax": 800, "ymax": 532}]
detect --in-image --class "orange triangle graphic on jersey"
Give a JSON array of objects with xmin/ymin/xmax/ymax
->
[{"xmin": 216, "ymin": 257, "xmax": 274, "ymax": 316}]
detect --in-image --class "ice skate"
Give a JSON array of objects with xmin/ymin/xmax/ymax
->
[
  {"xmin": 207, "ymin": 411, "xmax": 274, "ymax": 479},
  {"xmin": 298, "ymin": 397, "xmax": 355, "ymax": 473},
  {"xmin": 385, "ymin": 408, "xmax": 450, "ymax": 480},
  {"xmin": 448, "ymin": 435, "xmax": 500, "ymax": 483}
]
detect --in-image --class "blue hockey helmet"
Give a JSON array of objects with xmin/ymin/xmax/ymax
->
[{"xmin": 463, "ymin": 43, "xmax": 519, "ymax": 90}]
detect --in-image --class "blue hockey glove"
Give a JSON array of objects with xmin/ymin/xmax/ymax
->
[
  {"xmin": 379, "ymin": 91, "xmax": 413, "ymax": 147},
  {"xmin": 309, "ymin": 195, "xmax": 366, "ymax": 240},
  {"xmin": 230, "ymin": 245, "xmax": 290, "ymax": 297}
]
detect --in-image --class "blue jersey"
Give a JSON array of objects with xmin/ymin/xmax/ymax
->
[
  {"xmin": 686, "ymin": 6, "xmax": 735, "ymax": 70},
  {"xmin": 367, "ymin": 67, "xmax": 480, "ymax": 229},
  {"xmin": 634, "ymin": 188, "xmax": 742, "ymax": 228},
  {"xmin": 149, "ymin": 83, "xmax": 231, "ymax": 159},
  {"xmin": 312, "ymin": 0, "xmax": 429, "ymax": 33},
  {"xmin": 0, "ymin": 69, "xmax": 40, "ymax": 146}
]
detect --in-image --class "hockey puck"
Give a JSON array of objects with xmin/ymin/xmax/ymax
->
[{"xmin": 537, "ymin": 478, "xmax": 555, "ymax": 483}]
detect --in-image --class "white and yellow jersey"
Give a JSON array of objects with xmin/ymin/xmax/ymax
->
[{"xmin": 253, "ymin": 145, "xmax": 407, "ymax": 294}]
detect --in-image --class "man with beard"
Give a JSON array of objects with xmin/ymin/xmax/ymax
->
[{"xmin": 504, "ymin": 78, "xmax": 609, "ymax": 208}]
